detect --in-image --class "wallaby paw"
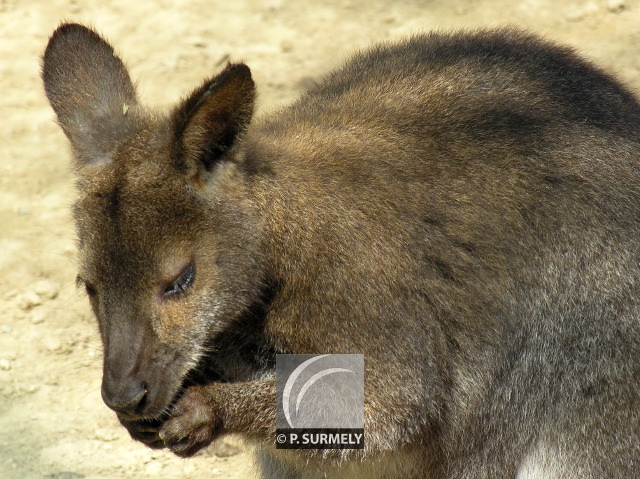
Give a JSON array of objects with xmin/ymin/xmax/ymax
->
[{"xmin": 159, "ymin": 386, "xmax": 223, "ymax": 458}]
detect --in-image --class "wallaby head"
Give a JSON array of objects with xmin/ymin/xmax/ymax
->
[{"xmin": 42, "ymin": 23, "xmax": 261, "ymax": 421}]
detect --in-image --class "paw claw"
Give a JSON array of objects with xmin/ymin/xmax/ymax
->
[{"xmin": 158, "ymin": 387, "xmax": 222, "ymax": 457}]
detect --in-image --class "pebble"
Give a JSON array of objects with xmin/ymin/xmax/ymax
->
[
  {"xmin": 563, "ymin": 2, "xmax": 599, "ymax": 21},
  {"xmin": 25, "ymin": 384, "xmax": 39, "ymax": 394},
  {"xmin": 44, "ymin": 338, "xmax": 63, "ymax": 353},
  {"xmin": 31, "ymin": 309, "xmax": 46, "ymax": 324},
  {"xmin": 95, "ymin": 427, "xmax": 121, "ymax": 442},
  {"xmin": 1, "ymin": 325, "xmax": 12, "ymax": 333},
  {"xmin": 33, "ymin": 279, "xmax": 59, "ymax": 300},
  {"xmin": 295, "ymin": 76, "xmax": 317, "ymax": 91},
  {"xmin": 181, "ymin": 462, "xmax": 196, "ymax": 476},
  {"xmin": 145, "ymin": 461, "xmax": 163, "ymax": 475},
  {"xmin": 0, "ymin": 359, "xmax": 12, "ymax": 371},
  {"xmin": 17, "ymin": 280, "xmax": 60, "ymax": 310},
  {"xmin": 0, "ymin": 384, "xmax": 14, "ymax": 396},
  {"xmin": 607, "ymin": 0, "xmax": 625, "ymax": 12},
  {"xmin": 212, "ymin": 441, "xmax": 242, "ymax": 457},
  {"xmin": 18, "ymin": 291, "xmax": 42, "ymax": 310},
  {"xmin": 280, "ymin": 40, "xmax": 294, "ymax": 53},
  {"xmin": 3, "ymin": 289, "xmax": 18, "ymax": 301},
  {"xmin": 149, "ymin": 450, "xmax": 163, "ymax": 460}
]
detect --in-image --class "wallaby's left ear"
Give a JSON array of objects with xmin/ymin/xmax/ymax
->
[
  {"xmin": 42, "ymin": 23, "xmax": 138, "ymax": 166},
  {"xmin": 172, "ymin": 63, "xmax": 255, "ymax": 175}
]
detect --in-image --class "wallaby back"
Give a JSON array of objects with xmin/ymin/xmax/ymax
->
[{"xmin": 42, "ymin": 24, "xmax": 640, "ymax": 478}]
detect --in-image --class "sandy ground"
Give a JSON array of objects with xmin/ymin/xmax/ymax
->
[{"xmin": 1, "ymin": 0, "xmax": 640, "ymax": 477}]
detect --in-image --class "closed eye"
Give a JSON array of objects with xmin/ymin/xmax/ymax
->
[{"xmin": 164, "ymin": 264, "xmax": 195, "ymax": 297}]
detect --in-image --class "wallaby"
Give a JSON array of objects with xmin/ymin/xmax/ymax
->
[{"xmin": 42, "ymin": 23, "xmax": 640, "ymax": 478}]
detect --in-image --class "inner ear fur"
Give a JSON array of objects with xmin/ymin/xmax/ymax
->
[
  {"xmin": 172, "ymin": 63, "xmax": 256, "ymax": 174},
  {"xmin": 41, "ymin": 23, "xmax": 138, "ymax": 165}
]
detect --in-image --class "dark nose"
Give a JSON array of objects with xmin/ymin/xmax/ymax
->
[{"xmin": 101, "ymin": 376, "xmax": 148, "ymax": 418}]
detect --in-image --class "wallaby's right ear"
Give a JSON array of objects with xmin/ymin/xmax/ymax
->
[
  {"xmin": 42, "ymin": 23, "xmax": 138, "ymax": 165},
  {"xmin": 172, "ymin": 63, "xmax": 255, "ymax": 177}
]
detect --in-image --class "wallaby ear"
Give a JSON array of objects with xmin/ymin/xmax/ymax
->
[
  {"xmin": 42, "ymin": 23, "xmax": 138, "ymax": 165},
  {"xmin": 172, "ymin": 63, "xmax": 255, "ymax": 175}
]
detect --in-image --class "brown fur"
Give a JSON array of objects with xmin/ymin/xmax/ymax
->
[{"xmin": 42, "ymin": 24, "xmax": 640, "ymax": 478}]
